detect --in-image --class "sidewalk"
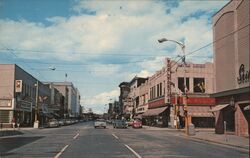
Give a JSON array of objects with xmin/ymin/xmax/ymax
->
[
  {"xmin": 0, "ymin": 127, "xmax": 37, "ymax": 138},
  {"xmin": 188, "ymin": 128, "xmax": 249, "ymax": 150},
  {"xmin": 143, "ymin": 126, "xmax": 249, "ymax": 150}
]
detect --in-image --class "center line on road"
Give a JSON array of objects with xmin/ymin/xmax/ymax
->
[
  {"xmin": 125, "ymin": 144, "xmax": 142, "ymax": 158},
  {"xmin": 73, "ymin": 133, "xmax": 80, "ymax": 139},
  {"xmin": 112, "ymin": 133, "xmax": 119, "ymax": 140},
  {"xmin": 54, "ymin": 145, "xmax": 69, "ymax": 158}
]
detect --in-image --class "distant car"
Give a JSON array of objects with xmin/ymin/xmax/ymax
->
[
  {"xmin": 126, "ymin": 120, "xmax": 134, "ymax": 126},
  {"xmin": 94, "ymin": 119, "xmax": 107, "ymax": 128},
  {"xmin": 48, "ymin": 119, "xmax": 59, "ymax": 128},
  {"xmin": 65, "ymin": 119, "xmax": 72, "ymax": 125},
  {"xmin": 106, "ymin": 120, "xmax": 112, "ymax": 124},
  {"xmin": 113, "ymin": 120, "xmax": 127, "ymax": 128},
  {"xmin": 58, "ymin": 119, "xmax": 66, "ymax": 126},
  {"xmin": 132, "ymin": 120, "xmax": 142, "ymax": 128}
]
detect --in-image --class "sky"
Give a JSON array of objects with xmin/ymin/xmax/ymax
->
[{"xmin": 0, "ymin": 0, "xmax": 229, "ymax": 114}]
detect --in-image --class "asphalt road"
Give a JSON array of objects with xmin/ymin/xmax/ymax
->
[{"xmin": 0, "ymin": 121, "xmax": 248, "ymax": 158}]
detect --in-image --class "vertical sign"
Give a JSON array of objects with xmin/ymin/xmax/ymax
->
[
  {"xmin": 166, "ymin": 58, "xmax": 171, "ymax": 103},
  {"xmin": 15, "ymin": 80, "xmax": 22, "ymax": 93}
]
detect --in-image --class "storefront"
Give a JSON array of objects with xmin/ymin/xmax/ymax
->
[
  {"xmin": 172, "ymin": 96, "xmax": 215, "ymax": 128},
  {"xmin": 142, "ymin": 106, "xmax": 169, "ymax": 127},
  {"xmin": 211, "ymin": 89, "xmax": 250, "ymax": 136},
  {"xmin": 143, "ymin": 97, "xmax": 170, "ymax": 127},
  {"xmin": 15, "ymin": 100, "xmax": 33, "ymax": 127}
]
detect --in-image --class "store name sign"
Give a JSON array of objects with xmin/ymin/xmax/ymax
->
[{"xmin": 237, "ymin": 64, "xmax": 250, "ymax": 84}]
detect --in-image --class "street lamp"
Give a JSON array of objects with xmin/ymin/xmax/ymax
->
[
  {"xmin": 33, "ymin": 80, "xmax": 39, "ymax": 128},
  {"xmin": 158, "ymin": 38, "xmax": 190, "ymax": 135}
]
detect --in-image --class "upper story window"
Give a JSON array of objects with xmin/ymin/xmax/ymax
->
[
  {"xmin": 178, "ymin": 77, "xmax": 190, "ymax": 93},
  {"xmin": 193, "ymin": 78, "xmax": 205, "ymax": 93}
]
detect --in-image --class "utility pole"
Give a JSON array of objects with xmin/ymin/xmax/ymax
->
[
  {"xmin": 181, "ymin": 45, "xmax": 189, "ymax": 134},
  {"xmin": 158, "ymin": 38, "xmax": 190, "ymax": 135}
]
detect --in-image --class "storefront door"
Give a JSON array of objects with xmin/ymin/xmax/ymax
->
[{"xmin": 222, "ymin": 106, "xmax": 235, "ymax": 132}]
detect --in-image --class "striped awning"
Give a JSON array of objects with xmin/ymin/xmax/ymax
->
[
  {"xmin": 188, "ymin": 106, "xmax": 214, "ymax": 117},
  {"xmin": 142, "ymin": 106, "xmax": 168, "ymax": 117}
]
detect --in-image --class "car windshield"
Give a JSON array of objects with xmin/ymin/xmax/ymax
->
[{"xmin": 0, "ymin": 1, "xmax": 249, "ymax": 158}]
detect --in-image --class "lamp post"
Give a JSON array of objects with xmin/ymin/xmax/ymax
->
[
  {"xmin": 33, "ymin": 80, "xmax": 39, "ymax": 128},
  {"xmin": 158, "ymin": 38, "xmax": 190, "ymax": 135}
]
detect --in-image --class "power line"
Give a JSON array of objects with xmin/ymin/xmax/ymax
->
[
  {"xmin": 0, "ymin": 48, "xmax": 171, "ymax": 57},
  {"xmin": 185, "ymin": 23, "xmax": 249, "ymax": 57},
  {"xmin": 0, "ymin": 44, "xmax": 48, "ymax": 81}
]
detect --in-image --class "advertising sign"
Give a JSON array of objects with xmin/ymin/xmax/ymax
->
[{"xmin": 15, "ymin": 80, "xmax": 22, "ymax": 93}]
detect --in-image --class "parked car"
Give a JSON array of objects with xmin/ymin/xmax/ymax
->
[
  {"xmin": 132, "ymin": 120, "xmax": 142, "ymax": 128},
  {"xmin": 113, "ymin": 120, "xmax": 127, "ymax": 128},
  {"xmin": 58, "ymin": 119, "xmax": 66, "ymax": 126},
  {"xmin": 94, "ymin": 119, "xmax": 107, "ymax": 128},
  {"xmin": 106, "ymin": 120, "xmax": 112, "ymax": 124},
  {"xmin": 47, "ymin": 119, "xmax": 59, "ymax": 128},
  {"xmin": 65, "ymin": 119, "xmax": 72, "ymax": 125},
  {"xmin": 126, "ymin": 120, "xmax": 134, "ymax": 126}
]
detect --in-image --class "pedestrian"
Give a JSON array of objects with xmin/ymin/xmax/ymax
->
[{"xmin": 12, "ymin": 117, "xmax": 16, "ymax": 130}]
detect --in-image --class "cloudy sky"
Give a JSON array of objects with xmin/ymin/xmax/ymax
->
[{"xmin": 0, "ymin": 0, "xmax": 229, "ymax": 113}]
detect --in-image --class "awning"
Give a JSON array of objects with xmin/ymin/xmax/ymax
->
[
  {"xmin": 142, "ymin": 107, "xmax": 168, "ymax": 117},
  {"xmin": 188, "ymin": 106, "xmax": 214, "ymax": 117},
  {"xmin": 209, "ymin": 104, "xmax": 229, "ymax": 112},
  {"xmin": 134, "ymin": 114, "xmax": 142, "ymax": 119}
]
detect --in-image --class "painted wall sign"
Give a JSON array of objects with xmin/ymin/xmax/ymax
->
[{"xmin": 237, "ymin": 64, "xmax": 250, "ymax": 84}]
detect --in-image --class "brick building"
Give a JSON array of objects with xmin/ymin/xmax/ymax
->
[
  {"xmin": 211, "ymin": 0, "xmax": 250, "ymax": 137},
  {"xmin": 142, "ymin": 59, "xmax": 215, "ymax": 128}
]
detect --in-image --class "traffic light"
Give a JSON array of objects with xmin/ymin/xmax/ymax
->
[{"xmin": 15, "ymin": 80, "xmax": 22, "ymax": 92}]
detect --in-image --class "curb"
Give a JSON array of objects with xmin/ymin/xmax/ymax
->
[
  {"xmin": 143, "ymin": 126, "xmax": 249, "ymax": 151},
  {"xmin": 189, "ymin": 136, "xmax": 249, "ymax": 151}
]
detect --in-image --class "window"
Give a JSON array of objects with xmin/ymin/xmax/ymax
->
[
  {"xmin": 193, "ymin": 78, "xmax": 205, "ymax": 93},
  {"xmin": 157, "ymin": 84, "xmax": 159, "ymax": 97},
  {"xmin": 178, "ymin": 77, "xmax": 189, "ymax": 93},
  {"xmin": 160, "ymin": 83, "xmax": 162, "ymax": 96},
  {"xmin": 151, "ymin": 87, "xmax": 152, "ymax": 99}
]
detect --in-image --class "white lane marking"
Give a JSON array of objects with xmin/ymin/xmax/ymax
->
[
  {"xmin": 73, "ymin": 133, "xmax": 80, "ymax": 139},
  {"xmin": 54, "ymin": 145, "xmax": 69, "ymax": 158},
  {"xmin": 124, "ymin": 144, "xmax": 142, "ymax": 158},
  {"xmin": 112, "ymin": 133, "xmax": 119, "ymax": 140}
]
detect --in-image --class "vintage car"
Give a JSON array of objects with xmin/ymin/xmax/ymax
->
[
  {"xmin": 94, "ymin": 119, "xmax": 107, "ymax": 129},
  {"xmin": 113, "ymin": 120, "xmax": 127, "ymax": 128}
]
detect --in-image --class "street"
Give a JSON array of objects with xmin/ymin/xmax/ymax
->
[{"xmin": 0, "ymin": 122, "xmax": 248, "ymax": 158}]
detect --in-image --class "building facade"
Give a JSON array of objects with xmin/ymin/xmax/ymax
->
[
  {"xmin": 136, "ymin": 80, "xmax": 149, "ymax": 118},
  {"xmin": 49, "ymin": 82, "xmax": 80, "ymax": 118},
  {"xmin": 171, "ymin": 61, "xmax": 215, "ymax": 128},
  {"xmin": 212, "ymin": 0, "xmax": 250, "ymax": 137},
  {"xmin": 129, "ymin": 77, "xmax": 148, "ymax": 119},
  {"xmin": 0, "ymin": 64, "xmax": 54, "ymax": 127},
  {"xmin": 143, "ymin": 66, "xmax": 170, "ymax": 127},
  {"xmin": 130, "ymin": 58, "xmax": 215, "ymax": 128},
  {"xmin": 119, "ymin": 82, "xmax": 130, "ymax": 117}
]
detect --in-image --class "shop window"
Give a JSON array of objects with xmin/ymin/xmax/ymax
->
[
  {"xmin": 178, "ymin": 77, "xmax": 189, "ymax": 93},
  {"xmin": 0, "ymin": 110, "xmax": 11, "ymax": 123},
  {"xmin": 193, "ymin": 78, "xmax": 205, "ymax": 93}
]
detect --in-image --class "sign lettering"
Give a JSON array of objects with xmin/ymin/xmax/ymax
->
[{"xmin": 237, "ymin": 64, "xmax": 250, "ymax": 84}]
